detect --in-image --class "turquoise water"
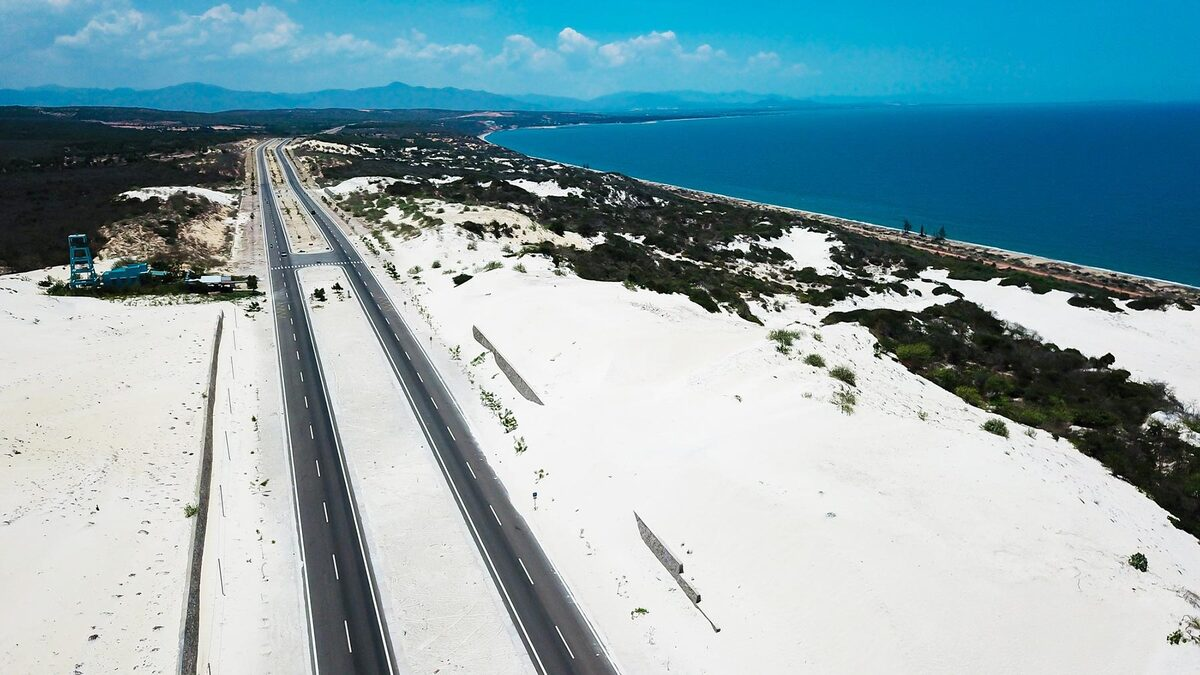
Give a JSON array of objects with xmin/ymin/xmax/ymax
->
[{"xmin": 491, "ymin": 104, "xmax": 1200, "ymax": 286}]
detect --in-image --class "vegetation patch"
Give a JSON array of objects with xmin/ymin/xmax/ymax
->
[
  {"xmin": 826, "ymin": 299, "xmax": 1200, "ymax": 537},
  {"xmin": 767, "ymin": 329, "xmax": 802, "ymax": 354}
]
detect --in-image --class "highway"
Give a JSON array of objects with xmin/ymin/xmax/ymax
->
[
  {"xmin": 256, "ymin": 140, "xmax": 396, "ymax": 675},
  {"xmin": 266, "ymin": 139, "xmax": 617, "ymax": 675}
]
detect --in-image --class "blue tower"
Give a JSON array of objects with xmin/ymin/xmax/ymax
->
[{"xmin": 68, "ymin": 233, "xmax": 97, "ymax": 288}]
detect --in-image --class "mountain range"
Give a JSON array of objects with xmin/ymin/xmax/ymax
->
[{"xmin": 0, "ymin": 81, "xmax": 815, "ymax": 114}]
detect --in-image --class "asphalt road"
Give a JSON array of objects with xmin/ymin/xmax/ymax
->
[
  {"xmin": 256, "ymin": 140, "xmax": 397, "ymax": 675},
  {"xmin": 270, "ymin": 139, "xmax": 618, "ymax": 675}
]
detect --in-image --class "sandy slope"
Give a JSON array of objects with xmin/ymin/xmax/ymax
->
[
  {"xmin": 331, "ymin": 209, "xmax": 1200, "ymax": 674},
  {"xmin": 298, "ymin": 265, "xmax": 532, "ymax": 674},
  {"xmin": 932, "ymin": 273, "xmax": 1200, "ymax": 406},
  {"xmin": 0, "ymin": 271, "xmax": 221, "ymax": 674}
]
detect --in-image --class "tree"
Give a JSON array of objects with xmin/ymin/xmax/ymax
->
[
  {"xmin": 902, "ymin": 219, "xmax": 913, "ymax": 235},
  {"xmin": 245, "ymin": 274, "xmax": 258, "ymax": 291},
  {"xmin": 919, "ymin": 224, "xmax": 926, "ymax": 237},
  {"xmin": 935, "ymin": 226, "xmax": 947, "ymax": 241}
]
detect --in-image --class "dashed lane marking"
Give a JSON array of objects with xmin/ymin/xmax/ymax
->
[{"xmin": 555, "ymin": 625, "xmax": 575, "ymax": 660}]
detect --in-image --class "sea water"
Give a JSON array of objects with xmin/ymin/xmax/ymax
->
[{"xmin": 491, "ymin": 103, "xmax": 1200, "ymax": 286}]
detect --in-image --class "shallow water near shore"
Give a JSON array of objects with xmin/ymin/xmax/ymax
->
[{"xmin": 491, "ymin": 103, "xmax": 1200, "ymax": 286}]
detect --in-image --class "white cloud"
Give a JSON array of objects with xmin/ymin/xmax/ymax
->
[
  {"xmin": 748, "ymin": 50, "xmax": 782, "ymax": 68},
  {"xmin": 385, "ymin": 30, "xmax": 481, "ymax": 61},
  {"xmin": 54, "ymin": 8, "xmax": 144, "ymax": 47},
  {"xmin": 290, "ymin": 32, "xmax": 377, "ymax": 61},
  {"xmin": 556, "ymin": 27, "xmax": 596, "ymax": 55},
  {"xmin": 491, "ymin": 33, "xmax": 562, "ymax": 70},
  {"xmin": 554, "ymin": 28, "xmax": 727, "ymax": 68}
]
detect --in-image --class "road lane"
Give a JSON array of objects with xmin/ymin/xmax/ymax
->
[
  {"xmin": 257, "ymin": 140, "xmax": 396, "ymax": 675},
  {"xmin": 272, "ymin": 140, "xmax": 617, "ymax": 675}
]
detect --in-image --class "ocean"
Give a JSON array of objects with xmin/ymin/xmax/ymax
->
[{"xmin": 490, "ymin": 103, "xmax": 1200, "ymax": 287}]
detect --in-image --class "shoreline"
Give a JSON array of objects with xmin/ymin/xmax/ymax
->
[{"xmin": 481, "ymin": 133, "xmax": 1200, "ymax": 301}]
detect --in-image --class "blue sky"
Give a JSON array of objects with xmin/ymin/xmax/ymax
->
[{"xmin": 1, "ymin": 1, "xmax": 1197, "ymax": 101}]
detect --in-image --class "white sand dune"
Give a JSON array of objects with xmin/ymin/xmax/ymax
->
[
  {"xmin": 0, "ymin": 271, "xmax": 221, "ymax": 673},
  {"xmin": 326, "ymin": 176, "xmax": 401, "ymax": 197},
  {"xmin": 506, "ymin": 178, "xmax": 583, "ymax": 198},
  {"xmin": 120, "ymin": 186, "xmax": 237, "ymax": 207},
  {"xmin": 334, "ymin": 207, "xmax": 1200, "ymax": 674}
]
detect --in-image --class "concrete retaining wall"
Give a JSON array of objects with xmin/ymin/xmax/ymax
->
[
  {"xmin": 180, "ymin": 311, "xmax": 223, "ymax": 675},
  {"xmin": 635, "ymin": 512, "xmax": 701, "ymax": 604},
  {"xmin": 472, "ymin": 326, "xmax": 544, "ymax": 406}
]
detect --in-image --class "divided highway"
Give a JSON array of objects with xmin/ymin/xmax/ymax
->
[
  {"xmin": 256, "ymin": 141, "xmax": 396, "ymax": 675},
  {"xmin": 267, "ymin": 139, "xmax": 617, "ymax": 675}
]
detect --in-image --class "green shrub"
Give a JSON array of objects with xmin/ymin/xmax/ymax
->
[
  {"xmin": 767, "ymin": 329, "xmax": 802, "ymax": 354},
  {"xmin": 829, "ymin": 366, "xmax": 856, "ymax": 387},
  {"xmin": 452, "ymin": 273, "xmax": 473, "ymax": 286},
  {"xmin": 513, "ymin": 263, "xmax": 527, "ymax": 273},
  {"xmin": 954, "ymin": 385, "xmax": 984, "ymax": 407},
  {"xmin": 833, "ymin": 387, "xmax": 857, "ymax": 414},
  {"xmin": 483, "ymin": 260, "xmax": 503, "ymax": 272},
  {"xmin": 895, "ymin": 342, "xmax": 934, "ymax": 366},
  {"xmin": 184, "ymin": 504, "xmax": 198, "ymax": 518},
  {"xmin": 431, "ymin": 260, "xmax": 442, "ymax": 269},
  {"xmin": 407, "ymin": 265, "xmax": 422, "ymax": 275},
  {"xmin": 804, "ymin": 353, "xmax": 826, "ymax": 368},
  {"xmin": 1128, "ymin": 552, "xmax": 1148, "ymax": 572},
  {"xmin": 981, "ymin": 418, "xmax": 1009, "ymax": 437}
]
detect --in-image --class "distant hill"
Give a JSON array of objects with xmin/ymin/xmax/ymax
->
[{"xmin": 0, "ymin": 81, "xmax": 813, "ymax": 114}]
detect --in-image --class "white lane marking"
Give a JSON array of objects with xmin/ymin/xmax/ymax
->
[
  {"xmin": 519, "ymin": 557, "xmax": 534, "ymax": 585},
  {"xmin": 446, "ymin": 426, "xmax": 456, "ymax": 441},
  {"xmin": 416, "ymin": 371, "xmax": 423, "ymax": 383},
  {"xmin": 403, "ymin": 351, "xmax": 410, "ymax": 359},
  {"xmin": 280, "ymin": 150, "xmax": 475, "ymax": 675},
  {"xmin": 258, "ymin": 143, "xmax": 320, "ymax": 675},
  {"xmin": 295, "ymin": 350, "xmax": 300, "ymax": 360},
  {"xmin": 322, "ymin": 501, "xmax": 329, "ymax": 523},
  {"xmin": 384, "ymin": 316, "xmax": 390, "ymax": 325},
  {"xmin": 555, "ymin": 625, "xmax": 575, "ymax": 659},
  {"xmin": 466, "ymin": 462, "xmax": 477, "ymax": 479},
  {"xmin": 293, "ymin": 332, "xmax": 297, "ymax": 341},
  {"xmin": 309, "ymin": 424, "xmax": 314, "ymax": 439},
  {"xmin": 344, "ymin": 621, "xmax": 352, "ymax": 653},
  {"xmin": 299, "ymin": 371, "xmax": 304, "ymax": 382},
  {"xmin": 332, "ymin": 554, "xmax": 340, "ymax": 580},
  {"xmin": 430, "ymin": 397, "xmax": 439, "ymax": 410},
  {"xmin": 315, "ymin": 459, "xmax": 321, "ymax": 477},
  {"xmin": 290, "ymin": 317, "xmax": 294, "ymax": 325},
  {"xmin": 490, "ymin": 505, "xmax": 502, "ymax": 526},
  {"xmin": 304, "ymin": 395, "xmax": 309, "ymax": 408}
]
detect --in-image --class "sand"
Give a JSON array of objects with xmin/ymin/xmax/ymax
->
[
  {"xmin": 0, "ymin": 270, "xmax": 221, "ymax": 673},
  {"xmin": 322, "ymin": 196, "xmax": 1200, "ymax": 674}
]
